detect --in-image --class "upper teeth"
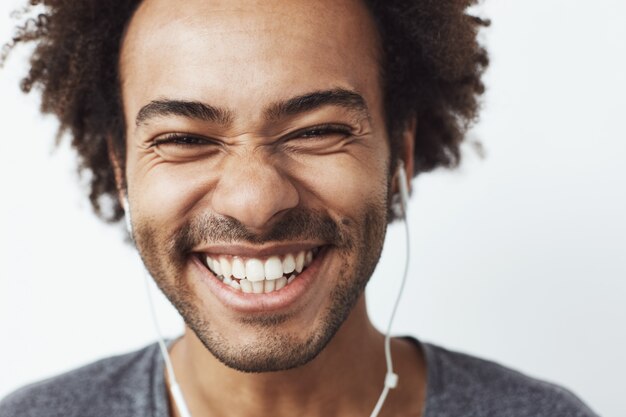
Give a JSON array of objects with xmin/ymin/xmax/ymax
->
[{"xmin": 205, "ymin": 249, "xmax": 316, "ymax": 292}]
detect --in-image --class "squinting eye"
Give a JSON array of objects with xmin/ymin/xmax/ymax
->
[
  {"xmin": 152, "ymin": 134, "xmax": 212, "ymax": 147},
  {"xmin": 281, "ymin": 124, "xmax": 356, "ymax": 155},
  {"xmin": 294, "ymin": 125, "xmax": 352, "ymax": 140},
  {"xmin": 150, "ymin": 133, "xmax": 219, "ymax": 161}
]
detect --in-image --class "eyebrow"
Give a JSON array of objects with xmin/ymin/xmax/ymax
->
[
  {"xmin": 264, "ymin": 88, "xmax": 370, "ymax": 121},
  {"xmin": 135, "ymin": 100, "xmax": 233, "ymax": 127},
  {"xmin": 134, "ymin": 88, "xmax": 369, "ymax": 127}
]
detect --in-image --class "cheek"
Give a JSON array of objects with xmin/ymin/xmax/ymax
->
[
  {"xmin": 291, "ymin": 148, "xmax": 389, "ymax": 216},
  {"xmin": 127, "ymin": 155, "xmax": 218, "ymax": 230}
]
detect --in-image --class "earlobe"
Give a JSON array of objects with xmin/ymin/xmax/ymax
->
[
  {"xmin": 401, "ymin": 116, "xmax": 416, "ymax": 193},
  {"xmin": 392, "ymin": 117, "xmax": 416, "ymax": 195},
  {"xmin": 390, "ymin": 117, "xmax": 416, "ymax": 219}
]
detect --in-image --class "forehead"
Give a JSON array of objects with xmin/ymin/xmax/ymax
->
[{"xmin": 119, "ymin": 0, "xmax": 383, "ymax": 124}]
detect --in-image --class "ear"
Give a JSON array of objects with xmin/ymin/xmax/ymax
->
[
  {"xmin": 106, "ymin": 135, "xmax": 127, "ymax": 205},
  {"xmin": 401, "ymin": 116, "xmax": 416, "ymax": 192},
  {"xmin": 393, "ymin": 116, "xmax": 416, "ymax": 194}
]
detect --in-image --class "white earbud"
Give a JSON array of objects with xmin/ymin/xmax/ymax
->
[
  {"xmin": 392, "ymin": 161, "xmax": 410, "ymax": 219},
  {"xmin": 397, "ymin": 161, "xmax": 409, "ymax": 216},
  {"xmin": 122, "ymin": 197, "xmax": 133, "ymax": 236}
]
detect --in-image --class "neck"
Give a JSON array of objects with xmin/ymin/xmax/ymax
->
[{"xmin": 167, "ymin": 296, "xmax": 423, "ymax": 417}]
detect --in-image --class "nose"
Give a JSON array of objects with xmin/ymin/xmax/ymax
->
[{"xmin": 211, "ymin": 152, "xmax": 299, "ymax": 231}]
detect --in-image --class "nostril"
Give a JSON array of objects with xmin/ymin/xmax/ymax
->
[{"xmin": 210, "ymin": 164, "xmax": 299, "ymax": 229}]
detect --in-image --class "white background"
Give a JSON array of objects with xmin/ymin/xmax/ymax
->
[{"xmin": 1, "ymin": 1, "xmax": 624, "ymax": 415}]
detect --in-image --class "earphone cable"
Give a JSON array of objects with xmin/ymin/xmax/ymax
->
[
  {"xmin": 369, "ymin": 203, "xmax": 411, "ymax": 417},
  {"xmin": 144, "ymin": 271, "xmax": 193, "ymax": 417}
]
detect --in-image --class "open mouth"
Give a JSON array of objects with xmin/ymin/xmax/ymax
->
[{"xmin": 199, "ymin": 247, "xmax": 322, "ymax": 294}]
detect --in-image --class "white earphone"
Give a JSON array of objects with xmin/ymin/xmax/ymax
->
[
  {"xmin": 124, "ymin": 160, "xmax": 412, "ymax": 417},
  {"xmin": 397, "ymin": 160, "xmax": 410, "ymax": 217},
  {"xmin": 369, "ymin": 160, "xmax": 411, "ymax": 416},
  {"xmin": 392, "ymin": 160, "xmax": 410, "ymax": 220},
  {"xmin": 122, "ymin": 197, "xmax": 132, "ymax": 236}
]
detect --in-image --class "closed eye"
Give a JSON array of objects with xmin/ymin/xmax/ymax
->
[
  {"xmin": 148, "ymin": 133, "xmax": 220, "ymax": 162},
  {"xmin": 151, "ymin": 133, "xmax": 216, "ymax": 147},
  {"xmin": 287, "ymin": 124, "xmax": 353, "ymax": 140}
]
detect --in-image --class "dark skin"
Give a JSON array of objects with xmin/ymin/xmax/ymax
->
[{"xmin": 116, "ymin": 0, "xmax": 425, "ymax": 415}]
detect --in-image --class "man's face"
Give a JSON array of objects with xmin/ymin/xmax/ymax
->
[{"xmin": 120, "ymin": 0, "xmax": 392, "ymax": 371}]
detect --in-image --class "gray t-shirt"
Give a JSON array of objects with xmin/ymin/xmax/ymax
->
[{"xmin": 0, "ymin": 338, "xmax": 598, "ymax": 417}]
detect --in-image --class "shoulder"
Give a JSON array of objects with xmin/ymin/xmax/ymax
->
[
  {"xmin": 0, "ymin": 343, "xmax": 162, "ymax": 417},
  {"xmin": 421, "ymin": 342, "xmax": 599, "ymax": 417}
]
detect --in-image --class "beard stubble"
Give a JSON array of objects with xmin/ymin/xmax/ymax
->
[{"xmin": 133, "ymin": 202, "xmax": 388, "ymax": 373}]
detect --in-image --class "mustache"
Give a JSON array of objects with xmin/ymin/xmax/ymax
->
[{"xmin": 172, "ymin": 207, "xmax": 351, "ymax": 255}]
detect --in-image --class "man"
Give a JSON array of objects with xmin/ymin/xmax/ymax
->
[{"xmin": 0, "ymin": 0, "xmax": 598, "ymax": 416}]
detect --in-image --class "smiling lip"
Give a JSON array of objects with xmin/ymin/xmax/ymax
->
[{"xmin": 190, "ymin": 246, "xmax": 328, "ymax": 314}]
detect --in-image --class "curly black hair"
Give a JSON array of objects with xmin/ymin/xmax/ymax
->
[{"xmin": 2, "ymin": 0, "xmax": 489, "ymax": 223}]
